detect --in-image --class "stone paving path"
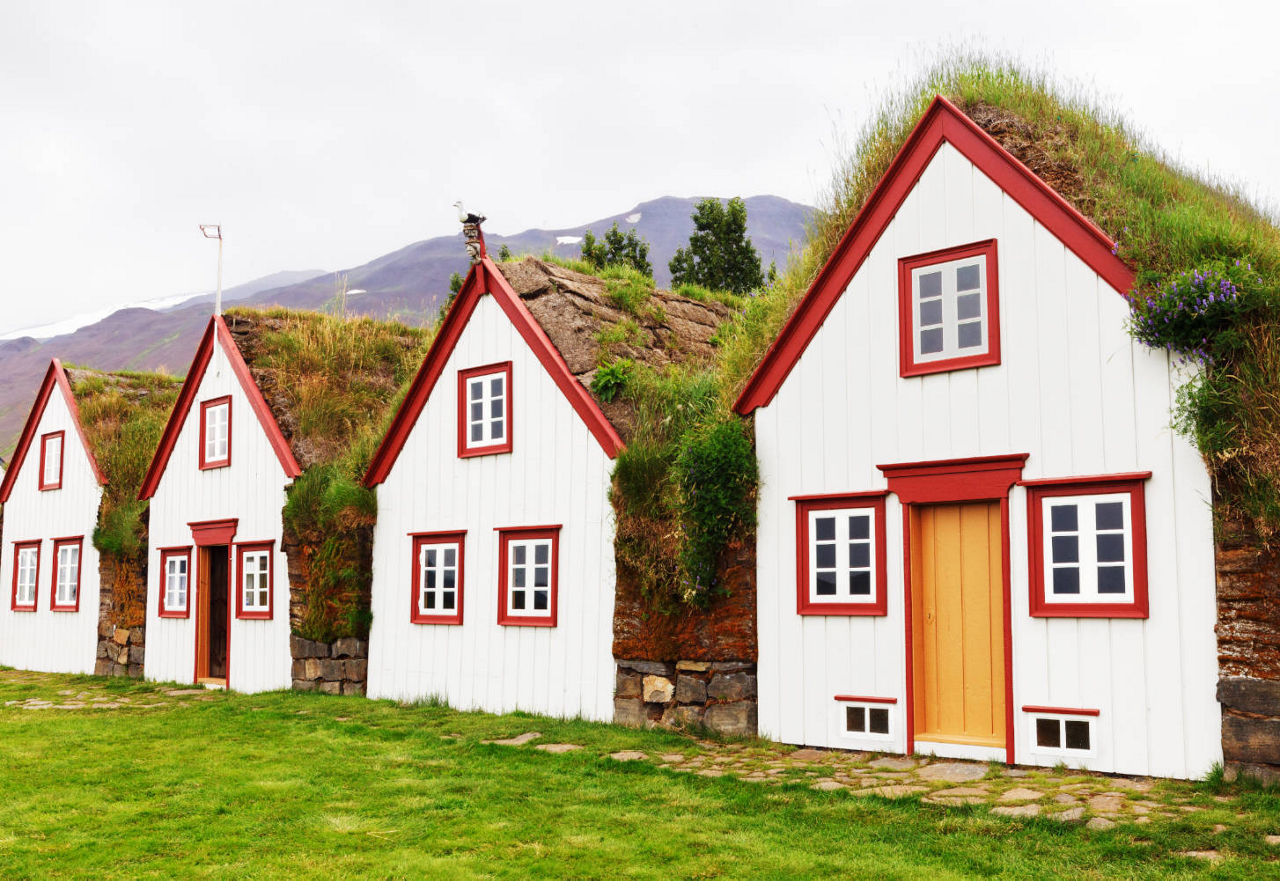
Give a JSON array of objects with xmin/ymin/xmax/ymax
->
[{"xmin": 0, "ymin": 670, "xmax": 221, "ymax": 710}]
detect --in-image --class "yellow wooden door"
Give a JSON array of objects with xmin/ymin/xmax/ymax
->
[{"xmin": 910, "ymin": 502, "xmax": 1005, "ymax": 748}]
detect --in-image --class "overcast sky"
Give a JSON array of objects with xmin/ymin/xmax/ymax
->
[{"xmin": 1, "ymin": 0, "xmax": 1276, "ymax": 336}]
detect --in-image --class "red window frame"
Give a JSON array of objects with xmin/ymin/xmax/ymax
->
[
  {"xmin": 38, "ymin": 430, "xmax": 64, "ymax": 491},
  {"xmin": 496, "ymin": 525, "xmax": 560, "ymax": 627},
  {"xmin": 49, "ymin": 536, "xmax": 83, "ymax": 612},
  {"xmin": 457, "ymin": 362, "xmax": 513, "ymax": 458},
  {"xmin": 410, "ymin": 531, "xmax": 466, "ymax": 625},
  {"xmin": 234, "ymin": 541, "xmax": 274, "ymax": 620},
  {"xmin": 158, "ymin": 546, "xmax": 193, "ymax": 619},
  {"xmin": 793, "ymin": 491, "xmax": 889, "ymax": 616},
  {"xmin": 10, "ymin": 540, "xmax": 41, "ymax": 612},
  {"xmin": 199, "ymin": 396, "xmax": 233, "ymax": 470},
  {"xmin": 1023, "ymin": 473, "xmax": 1151, "ymax": 619},
  {"xmin": 898, "ymin": 239, "xmax": 1001, "ymax": 377}
]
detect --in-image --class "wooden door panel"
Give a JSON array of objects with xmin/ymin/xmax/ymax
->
[{"xmin": 912, "ymin": 501, "xmax": 1005, "ymax": 747}]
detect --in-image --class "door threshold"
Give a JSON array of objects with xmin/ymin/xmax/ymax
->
[
  {"xmin": 197, "ymin": 677, "xmax": 227, "ymax": 690},
  {"xmin": 914, "ymin": 739, "xmax": 1006, "ymax": 763}
]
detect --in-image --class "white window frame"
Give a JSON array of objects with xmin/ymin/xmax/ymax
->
[
  {"xmin": 418, "ymin": 541, "xmax": 460, "ymax": 618},
  {"xmin": 15, "ymin": 545, "xmax": 39, "ymax": 607},
  {"xmin": 203, "ymin": 400, "xmax": 230, "ymax": 465},
  {"xmin": 54, "ymin": 542, "xmax": 80, "ymax": 607},
  {"xmin": 464, "ymin": 370, "xmax": 508, "ymax": 451},
  {"xmin": 241, "ymin": 549, "xmax": 271, "ymax": 612},
  {"xmin": 1041, "ymin": 492, "xmax": 1134, "ymax": 605},
  {"xmin": 807, "ymin": 507, "xmax": 877, "ymax": 606},
  {"xmin": 837, "ymin": 701, "xmax": 894, "ymax": 742},
  {"xmin": 505, "ymin": 538, "xmax": 554, "ymax": 620},
  {"xmin": 166, "ymin": 554, "xmax": 189, "ymax": 613},
  {"xmin": 911, "ymin": 252, "xmax": 990, "ymax": 364},
  {"xmin": 41, "ymin": 433, "xmax": 63, "ymax": 488},
  {"xmin": 1027, "ymin": 713, "xmax": 1097, "ymax": 758}
]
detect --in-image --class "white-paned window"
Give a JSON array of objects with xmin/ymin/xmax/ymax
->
[
  {"xmin": 52, "ymin": 539, "xmax": 80, "ymax": 610},
  {"xmin": 499, "ymin": 527, "xmax": 559, "ymax": 625},
  {"xmin": 239, "ymin": 547, "xmax": 271, "ymax": 617},
  {"xmin": 165, "ymin": 553, "xmax": 189, "ymax": 614},
  {"xmin": 1033, "ymin": 716, "xmax": 1093, "ymax": 753},
  {"xmin": 809, "ymin": 508, "xmax": 875, "ymax": 602},
  {"xmin": 911, "ymin": 253, "xmax": 989, "ymax": 363},
  {"xmin": 419, "ymin": 542, "xmax": 459, "ymax": 615},
  {"xmin": 40, "ymin": 432, "xmax": 63, "ymax": 489},
  {"xmin": 1043, "ymin": 493, "xmax": 1132, "ymax": 602},
  {"xmin": 201, "ymin": 398, "xmax": 230, "ymax": 467},
  {"xmin": 13, "ymin": 543, "xmax": 39, "ymax": 609},
  {"xmin": 458, "ymin": 363, "xmax": 512, "ymax": 456}
]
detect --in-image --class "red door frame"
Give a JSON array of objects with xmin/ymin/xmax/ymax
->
[
  {"xmin": 189, "ymin": 518, "xmax": 237, "ymax": 686},
  {"xmin": 878, "ymin": 454, "xmax": 1027, "ymax": 763}
]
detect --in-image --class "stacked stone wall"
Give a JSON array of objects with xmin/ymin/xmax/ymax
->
[
  {"xmin": 95, "ymin": 554, "xmax": 145, "ymax": 678},
  {"xmin": 290, "ymin": 635, "xmax": 367, "ymax": 694}
]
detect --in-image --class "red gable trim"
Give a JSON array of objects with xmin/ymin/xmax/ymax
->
[
  {"xmin": 734, "ymin": 95, "xmax": 1136, "ymax": 415},
  {"xmin": 138, "ymin": 316, "xmax": 300, "ymax": 500},
  {"xmin": 0, "ymin": 359, "xmax": 105, "ymax": 503},
  {"xmin": 363, "ymin": 258, "xmax": 623, "ymax": 487}
]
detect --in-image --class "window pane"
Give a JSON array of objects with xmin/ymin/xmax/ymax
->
[
  {"xmin": 919, "ymin": 327, "xmax": 944, "ymax": 354},
  {"xmin": 534, "ymin": 566, "xmax": 549, "ymax": 588},
  {"xmin": 848, "ymin": 542, "xmax": 870, "ymax": 568},
  {"xmin": 470, "ymin": 424, "xmax": 483, "ymax": 442},
  {"xmin": 957, "ymin": 321, "xmax": 983, "ymax": 350},
  {"xmin": 1096, "ymin": 534, "xmax": 1125, "ymax": 563},
  {"xmin": 470, "ymin": 380, "xmax": 483, "ymax": 400},
  {"xmin": 534, "ymin": 590, "xmax": 548, "ymax": 611},
  {"xmin": 513, "ymin": 568, "xmax": 525, "ymax": 588},
  {"xmin": 1051, "ymin": 535, "xmax": 1079, "ymax": 564},
  {"xmin": 1052, "ymin": 567, "xmax": 1080, "ymax": 595},
  {"xmin": 918, "ymin": 271, "xmax": 942, "ymax": 299},
  {"xmin": 1036, "ymin": 718, "xmax": 1061, "ymax": 748},
  {"xmin": 442, "ymin": 593, "xmax": 455, "ymax": 610},
  {"xmin": 918, "ymin": 299, "xmax": 943, "ymax": 327},
  {"xmin": 534, "ymin": 544, "xmax": 549, "ymax": 565},
  {"xmin": 511, "ymin": 591, "xmax": 525, "ymax": 610},
  {"xmin": 470, "ymin": 402, "xmax": 483, "ymax": 421},
  {"xmin": 443, "ymin": 570, "xmax": 455, "ymax": 589},
  {"xmin": 490, "ymin": 377, "xmax": 503, "ymax": 397},
  {"xmin": 513, "ymin": 546, "xmax": 526, "ymax": 565},
  {"xmin": 1065, "ymin": 720, "xmax": 1091, "ymax": 750},
  {"xmin": 1050, "ymin": 504, "xmax": 1078, "ymax": 532},
  {"xmin": 815, "ymin": 571, "xmax": 837, "ymax": 596},
  {"xmin": 490, "ymin": 399, "xmax": 503, "ymax": 418},
  {"xmin": 956, "ymin": 292, "xmax": 982, "ymax": 320},
  {"xmin": 1097, "ymin": 566, "xmax": 1127, "ymax": 594},
  {"xmin": 848, "ymin": 570, "xmax": 871, "ymax": 596},
  {"xmin": 869, "ymin": 708, "xmax": 890, "ymax": 734},
  {"xmin": 846, "ymin": 706, "xmax": 865, "ymax": 732},
  {"xmin": 1095, "ymin": 502, "xmax": 1125, "ymax": 531},
  {"xmin": 956, "ymin": 263, "xmax": 981, "ymax": 291},
  {"xmin": 424, "ymin": 592, "xmax": 436, "ymax": 609},
  {"xmin": 443, "ymin": 548, "xmax": 455, "ymax": 566},
  {"xmin": 425, "ymin": 569, "xmax": 436, "ymax": 588},
  {"xmin": 848, "ymin": 515, "xmax": 869, "ymax": 540},
  {"xmin": 814, "ymin": 517, "xmax": 835, "ymax": 541},
  {"xmin": 490, "ymin": 418, "xmax": 504, "ymax": 437},
  {"xmin": 815, "ymin": 544, "xmax": 835, "ymax": 569},
  {"xmin": 425, "ymin": 549, "xmax": 436, "ymax": 567}
]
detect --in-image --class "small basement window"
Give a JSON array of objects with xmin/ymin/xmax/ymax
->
[
  {"xmin": 200, "ymin": 397, "xmax": 231, "ymax": 469},
  {"xmin": 39, "ymin": 431, "xmax": 64, "ymax": 491},
  {"xmin": 793, "ymin": 493, "xmax": 888, "ymax": 615},
  {"xmin": 898, "ymin": 239, "xmax": 1000, "ymax": 377},
  {"xmin": 458, "ymin": 362, "xmax": 513, "ymax": 457},
  {"xmin": 1035, "ymin": 717, "xmax": 1092, "ymax": 752},
  {"xmin": 411, "ymin": 531, "xmax": 465, "ymax": 625},
  {"xmin": 835, "ymin": 696, "xmax": 896, "ymax": 740},
  {"xmin": 1024, "ymin": 474, "xmax": 1150, "ymax": 618}
]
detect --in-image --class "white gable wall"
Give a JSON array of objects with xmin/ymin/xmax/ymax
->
[
  {"xmin": 0, "ymin": 388, "xmax": 103, "ymax": 674},
  {"xmin": 755, "ymin": 142, "xmax": 1219, "ymax": 778},
  {"xmin": 367, "ymin": 294, "xmax": 616, "ymax": 721},
  {"xmin": 145, "ymin": 338, "xmax": 293, "ymax": 693}
]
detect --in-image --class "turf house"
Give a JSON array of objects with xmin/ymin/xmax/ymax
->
[
  {"xmin": 137, "ymin": 310, "xmax": 428, "ymax": 693},
  {"xmin": 0, "ymin": 359, "xmax": 180, "ymax": 676},
  {"xmin": 362, "ymin": 251, "xmax": 739, "ymax": 723}
]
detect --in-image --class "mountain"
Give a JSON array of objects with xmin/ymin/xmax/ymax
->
[{"xmin": 0, "ymin": 195, "xmax": 812, "ymax": 455}]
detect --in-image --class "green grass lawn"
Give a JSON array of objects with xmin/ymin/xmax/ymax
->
[{"xmin": 1, "ymin": 673, "xmax": 1278, "ymax": 879}]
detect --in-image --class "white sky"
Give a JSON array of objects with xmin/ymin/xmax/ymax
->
[{"xmin": 1, "ymin": 0, "xmax": 1277, "ymax": 336}]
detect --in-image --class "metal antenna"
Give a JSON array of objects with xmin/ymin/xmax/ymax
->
[{"xmin": 200, "ymin": 224, "xmax": 223, "ymax": 314}]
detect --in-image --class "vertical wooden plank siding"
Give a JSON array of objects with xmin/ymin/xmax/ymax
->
[
  {"xmin": 753, "ymin": 142, "xmax": 1220, "ymax": 778},
  {"xmin": 365, "ymin": 295, "xmax": 617, "ymax": 722},
  {"xmin": 144, "ymin": 340, "xmax": 293, "ymax": 693},
  {"xmin": 0, "ymin": 389, "xmax": 102, "ymax": 674}
]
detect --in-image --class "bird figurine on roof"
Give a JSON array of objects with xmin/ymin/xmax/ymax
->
[{"xmin": 453, "ymin": 201, "xmax": 486, "ymax": 225}]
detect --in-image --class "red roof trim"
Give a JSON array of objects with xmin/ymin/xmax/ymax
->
[
  {"xmin": 363, "ymin": 258, "xmax": 623, "ymax": 486},
  {"xmin": 734, "ymin": 95, "xmax": 1136, "ymax": 414},
  {"xmin": 138, "ymin": 316, "xmax": 300, "ymax": 500},
  {"xmin": 0, "ymin": 359, "xmax": 106, "ymax": 503}
]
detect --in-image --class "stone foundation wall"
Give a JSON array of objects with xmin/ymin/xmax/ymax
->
[
  {"xmin": 613, "ymin": 659, "xmax": 757, "ymax": 736},
  {"xmin": 1216, "ymin": 517, "xmax": 1280, "ymax": 782},
  {"xmin": 290, "ymin": 635, "xmax": 367, "ymax": 695},
  {"xmin": 94, "ymin": 554, "xmax": 145, "ymax": 678}
]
